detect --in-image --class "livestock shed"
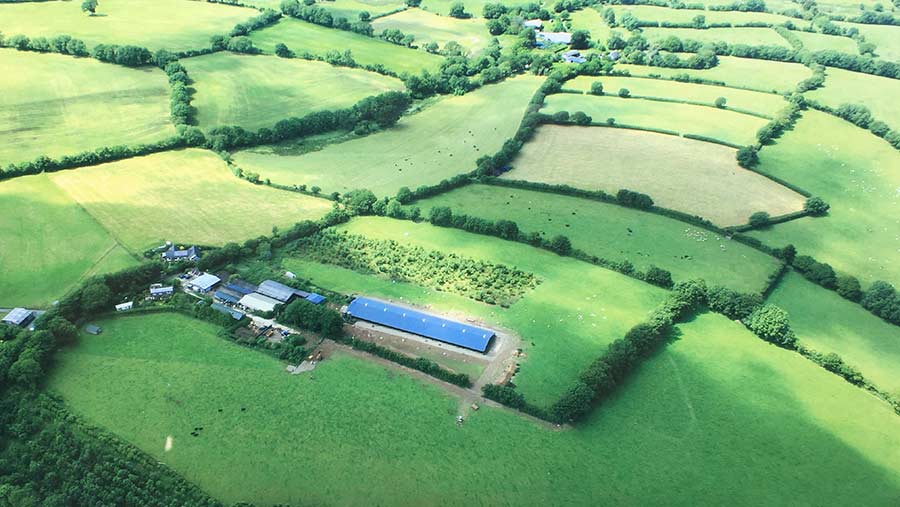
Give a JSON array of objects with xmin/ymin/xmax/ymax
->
[
  {"xmin": 150, "ymin": 285, "xmax": 175, "ymax": 298},
  {"xmin": 537, "ymin": 31, "xmax": 572, "ymax": 45},
  {"xmin": 346, "ymin": 297, "xmax": 496, "ymax": 353},
  {"xmin": 188, "ymin": 273, "xmax": 221, "ymax": 293},
  {"xmin": 214, "ymin": 290, "xmax": 241, "ymax": 304},
  {"xmin": 211, "ymin": 302, "xmax": 245, "ymax": 320},
  {"xmin": 225, "ymin": 282, "xmax": 255, "ymax": 295},
  {"xmin": 2, "ymin": 308, "xmax": 35, "ymax": 328},
  {"xmin": 257, "ymin": 280, "xmax": 306, "ymax": 302},
  {"xmin": 239, "ymin": 292, "xmax": 281, "ymax": 313}
]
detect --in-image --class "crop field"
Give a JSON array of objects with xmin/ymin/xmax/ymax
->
[
  {"xmin": 542, "ymin": 94, "xmax": 769, "ymax": 146},
  {"xmin": 0, "ymin": 0, "xmax": 257, "ymax": 52},
  {"xmin": 231, "ymin": 76, "xmax": 542, "ymax": 196},
  {"xmin": 836, "ymin": 21, "xmax": 900, "ymax": 62},
  {"xmin": 807, "ymin": 68, "xmax": 900, "ymax": 130},
  {"xmin": 563, "ymin": 75, "xmax": 786, "ymax": 117},
  {"xmin": 502, "ymin": 126, "xmax": 804, "ymax": 226},
  {"xmin": 249, "ymin": 18, "xmax": 444, "ymax": 75},
  {"xmin": 791, "ymin": 30, "xmax": 859, "ymax": 53},
  {"xmin": 748, "ymin": 110, "xmax": 900, "ymax": 287},
  {"xmin": 415, "ymin": 184, "xmax": 781, "ymax": 292},
  {"xmin": 770, "ymin": 272, "xmax": 900, "ymax": 397},
  {"xmin": 47, "ymin": 312, "xmax": 900, "ymax": 505},
  {"xmin": 336, "ymin": 216, "xmax": 667, "ymax": 405},
  {"xmin": 0, "ymin": 174, "xmax": 136, "ymax": 308},
  {"xmin": 0, "ymin": 49, "xmax": 174, "ymax": 167},
  {"xmin": 183, "ymin": 53, "xmax": 403, "ymax": 130},
  {"xmin": 608, "ymin": 5, "xmax": 800, "ymax": 26},
  {"xmin": 642, "ymin": 27, "xmax": 792, "ymax": 48},
  {"xmin": 616, "ymin": 56, "xmax": 812, "ymax": 93},
  {"xmin": 372, "ymin": 8, "xmax": 492, "ymax": 54},
  {"xmin": 48, "ymin": 149, "xmax": 333, "ymax": 252}
]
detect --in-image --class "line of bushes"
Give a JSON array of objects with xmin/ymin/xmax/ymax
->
[
  {"xmin": 805, "ymin": 100, "xmax": 900, "ymax": 152},
  {"xmin": 163, "ymin": 60, "xmax": 195, "ymax": 126},
  {"xmin": 274, "ymin": 42, "xmax": 400, "ymax": 78},
  {"xmin": 280, "ymin": 0, "xmax": 375, "ymax": 36},
  {"xmin": 342, "ymin": 336, "xmax": 473, "ymax": 388}
]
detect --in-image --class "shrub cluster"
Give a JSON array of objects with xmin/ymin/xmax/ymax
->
[
  {"xmin": 278, "ymin": 299, "xmax": 345, "ymax": 338},
  {"xmin": 280, "ymin": 0, "xmax": 374, "ymax": 36}
]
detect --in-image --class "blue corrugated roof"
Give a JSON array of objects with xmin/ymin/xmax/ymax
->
[
  {"xmin": 211, "ymin": 302, "xmax": 244, "ymax": 320},
  {"xmin": 225, "ymin": 283, "xmax": 253, "ymax": 295},
  {"xmin": 306, "ymin": 293, "xmax": 326, "ymax": 304},
  {"xmin": 346, "ymin": 297, "xmax": 494, "ymax": 353},
  {"xmin": 214, "ymin": 291, "xmax": 240, "ymax": 304}
]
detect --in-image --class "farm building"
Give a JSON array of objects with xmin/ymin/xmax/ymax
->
[
  {"xmin": 115, "ymin": 301, "xmax": 134, "ymax": 312},
  {"xmin": 2, "ymin": 308, "xmax": 35, "ymax": 328},
  {"xmin": 523, "ymin": 19, "xmax": 544, "ymax": 29},
  {"xmin": 257, "ymin": 280, "xmax": 326, "ymax": 305},
  {"xmin": 239, "ymin": 292, "xmax": 281, "ymax": 313},
  {"xmin": 85, "ymin": 324, "xmax": 102, "ymax": 335},
  {"xmin": 211, "ymin": 302, "xmax": 245, "ymax": 320},
  {"xmin": 345, "ymin": 297, "xmax": 496, "ymax": 353},
  {"xmin": 150, "ymin": 285, "xmax": 174, "ymax": 298},
  {"xmin": 187, "ymin": 273, "xmax": 221, "ymax": 293},
  {"xmin": 161, "ymin": 245, "xmax": 201, "ymax": 262},
  {"xmin": 214, "ymin": 290, "xmax": 241, "ymax": 305},
  {"xmin": 224, "ymin": 281, "xmax": 256, "ymax": 295},
  {"xmin": 537, "ymin": 32, "xmax": 572, "ymax": 45},
  {"xmin": 563, "ymin": 50, "xmax": 586, "ymax": 64}
]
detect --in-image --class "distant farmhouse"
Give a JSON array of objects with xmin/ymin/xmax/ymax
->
[
  {"xmin": 2, "ymin": 308, "xmax": 35, "ymax": 328},
  {"xmin": 162, "ymin": 245, "xmax": 201, "ymax": 262}
]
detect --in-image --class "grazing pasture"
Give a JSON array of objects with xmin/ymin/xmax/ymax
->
[
  {"xmin": 0, "ymin": 49, "xmax": 174, "ymax": 167},
  {"xmin": 836, "ymin": 21, "xmax": 900, "ymax": 62},
  {"xmin": 563, "ymin": 75, "xmax": 786, "ymax": 117},
  {"xmin": 246, "ymin": 0, "xmax": 406, "ymax": 18},
  {"xmin": 372, "ymin": 8, "xmax": 492, "ymax": 54},
  {"xmin": 47, "ymin": 312, "xmax": 900, "ymax": 505},
  {"xmin": 337, "ymin": 216, "xmax": 667, "ymax": 406},
  {"xmin": 0, "ymin": 174, "xmax": 136, "ymax": 308},
  {"xmin": 501, "ymin": 126, "xmax": 804, "ymax": 226},
  {"xmin": 770, "ymin": 272, "xmax": 900, "ymax": 397},
  {"xmin": 609, "ymin": 4, "xmax": 800, "ymax": 26},
  {"xmin": 48, "ymin": 149, "xmax": 332, "ymax": 251},
  {"xmin": 616, "ymin": 56, "xmax": 812, "ymax": 93},
  {"xmin": 806, "ymin": 68, "xmax": 900, "ymax": 130},
  {"xmin": 542, "ymin": 94, "xmax": 769, "ymax": 146},
  {"xmin": 183, "ymin": 53, "xmax": 403, "ymax": 130},
  {"xmin": 416, "ymin": 183, "xmax": 782, "ymax": 292},
  {"xmin": 790, "ymin": 30, "xmax": 859, "ymax": 53},
  {"xmin": 748, "ymin": 110, "xmax": 900, "ymax": 287},
  {"xmin": 232, "ymin": 76, "xmax": 542, "ymax": 196},
  {"xmin": 420, "ymin": 0, "xmax": 535, "ymax": 16},
  {"xmin": 570, "ymin": 7, "xmax": 616, "ymax": 42},
  {"xmin": 641, "ymin": 27, "xmax": 792, "ymax": 48},
  {"xmin": 249, "ymin": 18, "xmax": 443, "ymax": 74},
  {"xmin": 0, "ymin": 0, "xmax": 258, "ymax": 52}
]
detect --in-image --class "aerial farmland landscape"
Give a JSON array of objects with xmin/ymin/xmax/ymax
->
[{"xmin": 1, "ymin": 0, "xmax": 899, "ymax": 505}]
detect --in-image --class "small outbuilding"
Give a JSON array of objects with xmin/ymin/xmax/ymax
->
[
  {"xmin": 115, "ymin": 301, "xmax": 134, "ymax": 312},
  {"xmin": 2, "ymin": 308, "xmax": 35, "ymax": 328},
  {"xmin": 537, "ymin": 31, "xmax": 572, "ymax": 45},
  {"xmin": 150, "ymin": 286, "xmax": 175, "ymax": 298},
  {"xmin": 85, "ymin": 324, "xmax": 102, "ymax": 335},
  {"xmin": 523, "ymin": 19, "xmax": 544, "ymax": 29},
  {"xmin": 162, "ymin": 245, "xmax": 201, "ymax": 262},
  {"xmin": 305, "ymin": 293, "xmax": 327, "ymax": 305},
  {"xmin": 188, "ymin": 273, "xmax": 221, "ymax": 293},
  {"xmin": 211, "ymin": 303, "xmax": 245, "ymax": 320}
]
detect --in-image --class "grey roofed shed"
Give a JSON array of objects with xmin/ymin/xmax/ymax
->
[
  {"xmin": 257, "ymin": 280, "xmax": 308, "ymax": 302},
  {"xmin": 2, "ymin": 308, "xmax": 34, "ymax": 327}
]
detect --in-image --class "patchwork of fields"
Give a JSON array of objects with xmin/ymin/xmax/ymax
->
[
  {"xmin": 0, "ymin": 49, "xmax": 175, "ymax": 166},
  {"xmin": 641, "ymin": 27, "xmax": 792, "ymax": 48},
  {"xmin": 807, "ymin": 68, "xmax": 900, "ymax": 130},
  {"xmin": 616, "ymin": 56, "xmax": 813, "ymax": 93}
]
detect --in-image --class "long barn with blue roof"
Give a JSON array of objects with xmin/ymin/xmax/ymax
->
[{"xmin": 346, "ymin": 297, "xmax": 495, "ymax": 353}]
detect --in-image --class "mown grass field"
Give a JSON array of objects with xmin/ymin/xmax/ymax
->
[
  {"xmin": 48, "ymin": 148, "xmax": 333, "ymax": 252},
  {"xmin": 249, "ymin": 18, "xmax": 444, "ymax": 75},
  {"xmin": 642, "ymin": 27, "xmax": 792, "ymax": 48},
  {"xmin": 502, "ymin": 126, "xmax": 804, "ymax": 226},
  {"xmin": 563, "ymin": 75, "xmax": 786, "ymax": 117},
  {"xmin": 0, "ymin": 49, "xmax": 174, "ymax": 167},
  {"xmin": 0, "ymin": 174, "xmax": 136, "ymax": 308},
  {"xmin": 232, "ymin": 76, "xmax": 542, "ymax": 197},
  {"xmin": 836, "ymin": 21, "xmax": 900, "ymax": 62},
  {"xmin": 183, "ymin": 52, "xmax": 403, "ymax": 130},
  {"xmin": 770, "ymin": 272, "xmax": 900, "ymax": 397},
  {"xmin": 0, "ymin": 0, "xmax": 258, "ymax": 52},
  {"xmin": 544, "ymin": 90, "xmax": 768, "ymax": 142},
  {"xmin": 570, "ymin": 7, "xmax": 616, "ymax": 43},
  {"xmin": 372, "ymin": 8, "xmax": 492, "ymax": 54},
  {"xmin": 617, "ymin": 56, "xmax": 812, "ymax": 93},
  {"xmin": 47, "ymin": 312, "xmax": 900, "ymax": 505},
  {"xmin": 415, "ymin": 183, "xmax": 781, "ymax": 292},
  {"xmin": 791, "ymin": 30, "xmax": 859, "ymax": 53},
  {"xmin": 609, "ymin": 4, "xmax": 801, "ymax": 26},
  {"xmin": 748, "ymin": 110, "xmax": 900, "ymax": 287},
  {"xmin": 807, "ymin": 67, "xmax": 900, "ymax": 130},
  {"xmin": 337, "ymin": 216, "xmax": 668, "ymax": 405}
]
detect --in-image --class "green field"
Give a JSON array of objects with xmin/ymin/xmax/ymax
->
[
  {"xmin": 748, "ymin": 110, "xmax": 900, "ymax": 287},
  {"xmin": 47, "ymin": 311, "xmax": 900, "ymax": 505},
  {"xmin": 502, "ymin": 126, "xmax": 804, "ymax": 226},
  {"xmin": 337, "ymin": 216, "xmax": 667, "ymax": 405},
  {"xmin": 182, "ymin": 52, "xmax": 403, "ymax": 130},
  {"xmin": 564, "ymin": 75, "xmax": 786, "ymax": 117},
  {"xmin": 0, "ymin": 0, "xmax": 258, "ymax": 52},
  {"xmin": 642, "ymin": 27, "xmax": 792, "ymax": 48},
  {"xmin": 0, "ymin": 49, "xmax": 174, "ymax": 167},
  {"xmin": 570, "ymin": 7, "xmax": 616, "ymax": 43},
  {"xmin": 232, "ymin": 76, "xmax": 542, "ymax": 197},
  {"xmin": 807, "ymin": 67, "xmax": 900, "ymax": 131},
  {"xmin": 249, "ymin": 18, "xmax": 443, "ymax": 75},
  {"xmin": 609, "ymin": 4, "xmax": 801, "ymax": 26},
  {"xmin": 617, "ymin": 56, "xmax": 812, "ymax": 93},
  {"xmin": 836, "ymin": 21, "xmax": 900, "ymax": 62},
  {"xmin": 542, "ymin": 93, "xmax": 769, "ymax": 146},
  {"xmin": 0, "ymin": 174, "xmax": 136, "ymax": 308},
  {"xmin": 791, "ymin": 30, "xmax": 859, "ymax": 53},
  {"xmin": 420, "ymin": 0, "xmax": 535, "ymax": 17},
  {"xmin": 372, "ymin": 8, "xmax": 492, "ymax": 54},
  {"xmin": 248, "ymin": 0, "xmax": 407, "ymax": 18},
  {"xmin": 770, "ymin": 272, "xmax": 900, "ymax": 397},
  {"xmin": 415, "ymin": 183, "xmax": 781, "ymax": 292},
  {"xmin": 48, "ymin": 148, "xmax": 333, "ymax": 252}
]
